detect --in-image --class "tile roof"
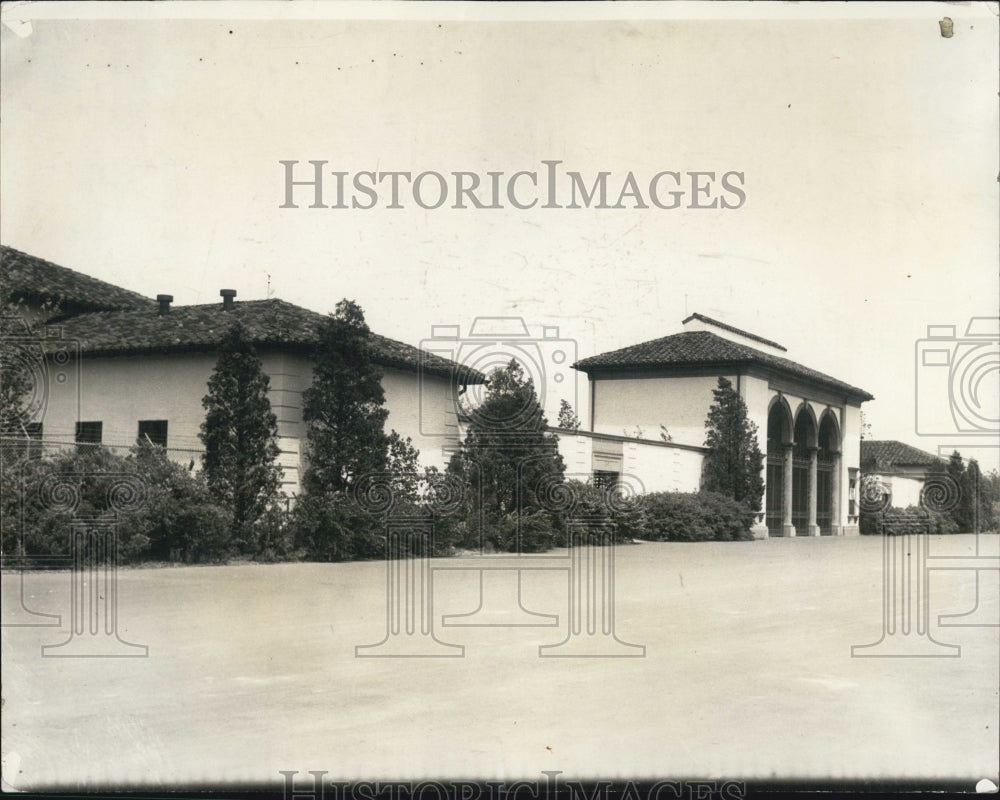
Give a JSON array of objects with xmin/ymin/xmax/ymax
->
[
  {"xmin": 1, "ymin": 245, "xmax": 153, "ymax": 314},
  {"xmin": 44, "ymin": 297, "xmax": 485, "ymax": 382},
  {"xmin": 681, "ymin": 312, "xmax": 786, "ymax": 351},
  {"xmin": 573, "ymin": 329, "xmax": 873, "ymax": 400},
  {"xmin": 861, "ymin": 440, "xmax": 941, "ymax": 469}
]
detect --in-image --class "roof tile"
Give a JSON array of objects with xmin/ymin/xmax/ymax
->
[
  {"xmin": 574, "ymin": 329, "xmax": 873, "ymax": 400},
  {"xmin": 45, "ymin": 298, "xmax": 485, "ymax": 382},
  {"xmin": 1, "ymin": 245, "xmax": 152, "ymax": 313}
]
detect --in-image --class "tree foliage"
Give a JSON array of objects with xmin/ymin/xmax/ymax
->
[
  {"xmin": 199, "ymin": 321, "xmax": 283, "ymax": 552},
  {"xmin": 294, "ymin": 299, "xmax": 420, "ymax": 560},
  {"xmin": 445, "ymin": 360, "xmax": 565, "ymax": 552},
  {"xmin": 701, "ymin": 376, "xmax": 765, "ymax": 511},
  {"xmin": 300, "ymin": 300, "xmax": 391, "ymax": 497}
]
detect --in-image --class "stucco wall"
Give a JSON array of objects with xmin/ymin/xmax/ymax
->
[
  {"xmin": 555, "ymin": 431, "xmax": 703, "ymax": 494},
  {"xmin": 37, "ymin": 350, "xmax": 461, "ymax": 495},
  {"xmin": 590, "ymin": 374, "xmax": 731, "ymax": 448}
]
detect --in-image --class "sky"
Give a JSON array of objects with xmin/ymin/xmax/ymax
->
[{"xmin": 2, "ymin": 1, "xmax": 998, "ymax": 468}]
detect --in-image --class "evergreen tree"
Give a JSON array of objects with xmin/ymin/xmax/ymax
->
[
  {"xmin": 945, "ymin": 450, "xmax": 974, "ymax": 532},
  {"xmin": 295, "ymin": 300, "xmax": 420, "ymax": 560},
  {"xmin": 447, "ymin": 360, "xmax": 565, "ymax": 552},
  {"xmin": 200, "ymin": 321, "xmax": 283, "ymax": 552},
  {"xmin": 557, "ymin": 399, "xmax": 581, "ymax": 432},
  {"xmin": 701, "ymin": 376, "xmax": 765, "ymax": 510},
  {"xmin": 300, "ymin": 299, "xmax": 391, "ymax": 496}
]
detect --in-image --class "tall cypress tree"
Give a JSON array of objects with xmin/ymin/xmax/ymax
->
[
  {"xmin": 701, "ymin": 376, "xmax": 765, "ymax": 510},
  {"xmin": 200, "ymin": 321, "xmax": 283, "ymax": 552},
  {"xmin": 300, "ymin": 299, "xmax": 391, "ymax": 497},
  {"xmin": 295, "ymin": 299, "xmax": 425, "ymax": 561}
]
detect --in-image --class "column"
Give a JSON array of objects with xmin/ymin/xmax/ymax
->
[
  {"xmin": 782, "ymin": 444, "xmax": 795, "ymax": 537},
  {"xmin": 851, "ymin": 523, "xmax": 959, "ymax": 657},
  {"xmin": 42, "ymin": 519, "xmax": 147, "ymax": 657},
  {"xmin": 807, "ymin": 446, "xmax": 820, "ymax": 536},
  {"xmin": 356, "ymin": 519, "xmax": 464, "ymax": 657},
  {"xmin": 830, "ymin": 454, "xmax": 842, "ymax": 536},
  {"xmin": 539, "ymin": 520, "xmax": 645, "ymax": 658}
]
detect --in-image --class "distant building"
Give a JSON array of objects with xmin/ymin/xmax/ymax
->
[
  {"xmin": 565, "ymin": 313, "xmax": 873, "ymax": 537},
  {"xmin": 860, "ymin": 439, "xmax": 941, "ymax": 509},
  {"xmin": 1, "ymin": 246, "xmax": 481, "ymax": 494}
]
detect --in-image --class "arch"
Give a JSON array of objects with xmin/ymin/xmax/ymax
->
[
  {"xmin": 792, "ymin": 403, "xmax": 818, "ymax": 450},
  {"xmin": 818, "ymin": 409, "xmax": 841, "ymax": 454},
  {"xmin": 765, "ymin": 395, "xmax": 794, "ymax": 536},
  {"xmin": 767, "ymin": 395, "xmax": 794, "ymax": 446},
  {"xmin": 816, "ymin": 409, "xmax": 841, "ymax": 535}
]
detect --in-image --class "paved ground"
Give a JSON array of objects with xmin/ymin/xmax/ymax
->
[{"xmin": 2, "ymin": 534, "xmax": 998, "ymax": 790}]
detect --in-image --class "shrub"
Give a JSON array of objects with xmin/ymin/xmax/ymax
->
[
  {"xmin": 291, "ymin": 492, "xmax": 385, "ymax": 562},
  {"xmin": 1, "ymin": 444, "xmax": 234, "ymax": 565},
  {"xmin": 860, "ymin": 505, "xmax": 959, "ymax": 536},
  {"xmin": 640, "ymin": 491, "xmax": 755, "ymax": 542}
]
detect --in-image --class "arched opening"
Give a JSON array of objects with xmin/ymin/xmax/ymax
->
[
  {"xmin": 817, "ymin": 412, "xmax": 841, "ymax": 535},
  {"xmin": 766, "ymin": 399, "xmax": 793, "ymax": 535},
  {"xmin": 792, "ymin": 407, "xmax": 817, "ymax": 533}
]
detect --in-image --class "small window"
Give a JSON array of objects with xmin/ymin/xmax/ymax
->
[
  {"xmin": 593, "ymin": 470, "xmax": 620, "ymax": 489},
  {"xmin": 75, "ymin": 421, "xmax": 102, "ymax": 448},
  {"xmin": 138, "ymin": 420, "xmax": 168, "ymax": 448}
]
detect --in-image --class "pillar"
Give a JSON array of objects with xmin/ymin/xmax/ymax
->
[
  {"xmin": 782, "ymin": 444, "xmax": 795, "ymax": 537},
  {"xmin": 830, "ymin": 454, "xmax": 842, "ymax": 536},
  {"xmin": 42, "ymin": 519, "xmax": 147, "ymax": 658},
  {"xmin": 539, "ymin": 520, "xmax": 645, "ymax": 658},
  {"xmin": 851, "ymin": 523, "xmax": 959, "ymax": 657},
  {"xmin": 806, "ymin": 446, "xmax": 820, "ymax": 536},
  {"xmin": 356, "ymin": 519, "xmax": 463, "ymax": 657}
]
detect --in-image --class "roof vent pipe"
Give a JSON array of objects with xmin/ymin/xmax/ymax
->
[
  {"xmin": 156, "ymin": 294, "xmax": 173, "ymax": 315},
  {"xmin": 220, "ymin": 289, "xmax": 237, "ymax": 311}
]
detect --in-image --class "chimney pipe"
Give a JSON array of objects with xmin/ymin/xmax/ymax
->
[
  {"xmin": 220, "ymin": 289, "xmax": 237, "ymax": 311},
  {"xmin": 156, "ymin": 294, "xmax": 173, "ymax": 315}
]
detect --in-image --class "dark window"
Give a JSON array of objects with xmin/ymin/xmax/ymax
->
[
  {"xmin": 75, "ymin": 421, "xmax": 102, "ymax": 447},
  {"xmin": 593, "ymin": 470, "xmax": 619, "ymax": 489},
  {"xmin": 25, "ymin": 422, "xmax": 42, "ymax": 459},
  {"xmin": 138, "ymin": 420, "xmax": 168, "ymax": 448}
]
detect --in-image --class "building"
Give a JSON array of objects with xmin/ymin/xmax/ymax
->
[
  {"xmin": 564, "ymin": 313, "xmax": 873, "ymax": 537},
  {"xmin": 859, "ymin": 440, "xmax": 941, "ymax": 509},
  {"xmin": 4, "ymin": 247, "xmax": 874, "ymax": 535},
  {"xmin": 1, "ymin": 246, "xmax": 481, "ymax": 494}
]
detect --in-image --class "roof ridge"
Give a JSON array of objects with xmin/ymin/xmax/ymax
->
[{"xmin": 681, "ymin": 312, "xmax": 786, "ymax": 351}]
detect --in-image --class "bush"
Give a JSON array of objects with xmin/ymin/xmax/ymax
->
[
  {"xmin": 291, "ymin": 492, "xmax": 385, "ymax": 562},
  {"xmin": 0, "ymin": 444, "xmax": 235, "ymax": 565},
  {"xmin": 640, "ymin": 491, "xmax": 755, "ymax": 542},
  {"xmin": 252, "ymin": 502, "xmax": 297, "ymax": 562},
  {"xmin": 860, "ymin": 505, "xmax": 959, "ymax": 536}
]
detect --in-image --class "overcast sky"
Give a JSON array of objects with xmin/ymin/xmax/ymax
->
[{"xmin": 2, "ymin": 2, "xmax": 997, "ymax": 468}]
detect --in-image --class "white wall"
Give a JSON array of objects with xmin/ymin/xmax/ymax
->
[
  {"xmin": 555, "ymin": 431, "xmax": 703, "ymax": 494},
  {"xmin": 591, "ymin": 374, "xmax": 730, "ymax": 448},
  {"xmin": 38, "ymin": 349, "xmax": 462, "ymax": 494}
]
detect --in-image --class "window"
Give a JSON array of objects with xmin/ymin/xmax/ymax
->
[
  {"xmin": 593, "ymin": 470, "xmax": 620, "ymax": 489},
  {"xmin": 75, "ymin": 421, "xmax": 102, "ymax": 449},
  {"xmin": 137, "ymin": 420, "xmax": 168, "ymax": 448},
  {"xmin": 25, "ymin": 422, "xmax": 42, "ymax": 459}
]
